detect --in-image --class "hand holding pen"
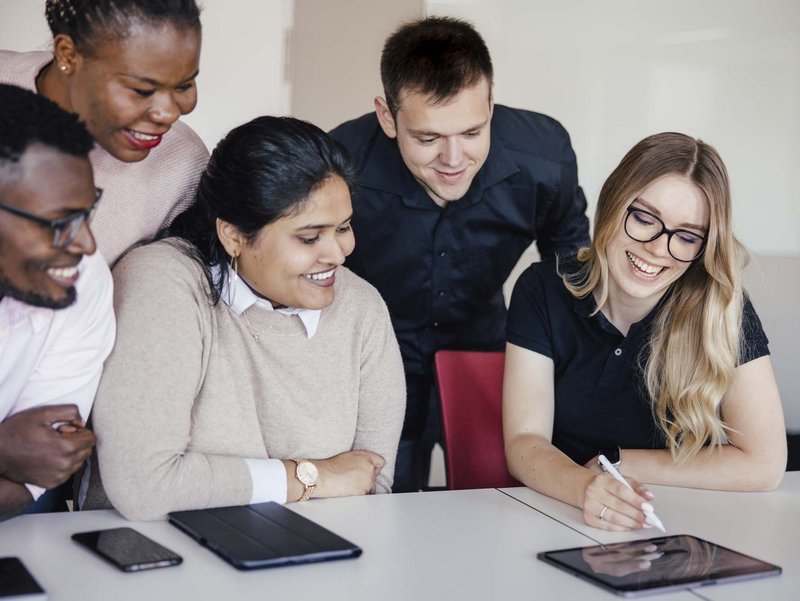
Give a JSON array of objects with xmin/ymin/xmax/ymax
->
[{"xmin": 598, "ymin": 454, "xmax": 666, "ymax": 532}]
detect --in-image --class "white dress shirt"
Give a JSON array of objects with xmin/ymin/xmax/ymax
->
[
  {"xmin": 215, "ymin": 264, "xmax": 322, "ymax": 503},
  {"xmin": 0, "ymin": 251, "xmax": 116, "ymax": 500}
]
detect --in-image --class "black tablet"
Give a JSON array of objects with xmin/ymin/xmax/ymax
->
[
  {"xmin": 169, "ymin": 502, "xmax": 362, "ymax": 570},
  {"xmin": 538, "ymin": 534, "xmax": 781, "ymax": 597}
]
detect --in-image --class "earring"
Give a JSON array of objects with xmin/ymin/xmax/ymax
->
[
  {"xmin": 59, "ymin": 64, "xmax": 68, "ymax": 73},
  {"xmin": 228, "ymin": 254, "xmax": 239, "ymax": 306},
  {"xmin": 231, "ymin": 255, "xmax": 239, "ymax": 283}
]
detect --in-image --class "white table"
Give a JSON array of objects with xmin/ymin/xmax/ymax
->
[
  {"xmin": 500, "ymin": 471, "xmax": 800, "ymax": 599},
  {"xmin": 0, "ymin": 488, "xmax": 697, "ymax": 601}
]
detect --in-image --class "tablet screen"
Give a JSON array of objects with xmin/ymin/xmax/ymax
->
[{"xmin": 538, "ymin": 535, "xmax": 781, "ymax": 597}]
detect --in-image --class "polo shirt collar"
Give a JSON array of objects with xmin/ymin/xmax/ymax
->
[
  {"xmin": 358, "ymin": 116, "xmax": 519, "ymax": 212},
  {"xmin": 214, "ymin": 264, "xmax": 320, "ymax": 339},
  {"xmin": 574, "ymin": 289, "xmax": 668, "ymax": 338}
]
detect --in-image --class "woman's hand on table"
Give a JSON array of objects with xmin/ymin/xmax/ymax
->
[
  {"xmin": 582, "ymin": 471, "xmax": 655, "ymax": 531},
  {"xmin": 315, "ymin": 450, "xmax": 386, "ymax": 498}
]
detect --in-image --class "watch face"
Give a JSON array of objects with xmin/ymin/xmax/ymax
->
[
  {"xmin": 297, "ymin": 461, "xmax": 319, "ymax": 486},
  {"xmin": 599, "ymin": 447, "xmax": 620, "ymax": 465}
]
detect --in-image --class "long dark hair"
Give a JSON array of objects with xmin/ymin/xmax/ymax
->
[{"xmin": 167, "ymin": 115, "xmax": 356, "ymax": 303}]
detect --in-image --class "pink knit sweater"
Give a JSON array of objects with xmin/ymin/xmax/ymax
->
[{"xmin": 0, "ymin": 50, "xmax": 209, "ymax": 265}]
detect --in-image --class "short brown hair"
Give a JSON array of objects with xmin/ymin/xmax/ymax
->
[{"xmin": 380, "ymin": 16, "xmax": 493, "ymax": 115}]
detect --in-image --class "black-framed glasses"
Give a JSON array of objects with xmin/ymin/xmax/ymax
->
[
  {"xmin": 624, "ymin": 205, "xmax": 706, "ymax": 263},
  {"xmin": 0, "ymin": 187, "xmax": 103, "ymax": 249}
]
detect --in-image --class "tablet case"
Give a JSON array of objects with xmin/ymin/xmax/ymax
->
[
  {"xmin": 168, "ymin": 502, "xmax": 362, "ymax": 570},
  {"xmin": 0, "ymin": 557, "xmax": 46, "ymax": 600}
]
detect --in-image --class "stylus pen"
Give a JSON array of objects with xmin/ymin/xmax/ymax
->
[{"xmin": 598, "ymin": 454, "xmax": 666, "ymax": 533}]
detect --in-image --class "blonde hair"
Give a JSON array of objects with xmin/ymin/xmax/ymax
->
[{"xmin": 565, "ymin": 132, "xmax": 747, "ymax": 462}]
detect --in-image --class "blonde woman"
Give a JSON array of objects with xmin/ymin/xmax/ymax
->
[{"xmin": 503, "ymin": 132, "xmax": 786, "ymax": 532}]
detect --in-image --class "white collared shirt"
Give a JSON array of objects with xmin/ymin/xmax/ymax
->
[
  {"xmin": 0, "ymin": 252, "xmax": 115, "ymax": 500},
  {"xmin": 212, "ymin": 263, "xmax": 323, "ymax": 503},
  {"xmin": 215, "ymin": 264, "xmax": 321, "ymax": 338}
]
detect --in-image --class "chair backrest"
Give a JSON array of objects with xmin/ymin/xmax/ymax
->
[{"xmin": 434, "ymin": 350, "xmax": 519, "ymax": 490}]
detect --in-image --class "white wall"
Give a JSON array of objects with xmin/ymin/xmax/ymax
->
[
  {"xmin": 0, "ymin": 0, "xmax": 292, "ymax": 151},
  {"xmin": 426, "ymin": 0, "xmax": 800, "ymax": 257},
  {"xmin": 183, "ymin": 0, "xmax": 292, "ymax": 150},
  {"xmin": 425, "ymin": 0, "xmax": 800, "ymax": 430}
]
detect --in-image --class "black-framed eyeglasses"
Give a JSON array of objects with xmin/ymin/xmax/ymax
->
[
  {"xmin": 0, "ymin": 187, "xmax": 103, "ymax": 249},
  {"xmin": 624, "ymin": 205, "xmax": 706, "ymax": 263}
]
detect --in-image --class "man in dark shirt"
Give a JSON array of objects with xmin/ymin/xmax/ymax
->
[{"xmin": 330, "ymin": 16, "xmax": 590, "ymax": 492}]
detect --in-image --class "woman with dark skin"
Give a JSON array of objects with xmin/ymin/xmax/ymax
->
[{"xmin": 1, "ymin": 0, "xmax": 209, "ymax": 265}]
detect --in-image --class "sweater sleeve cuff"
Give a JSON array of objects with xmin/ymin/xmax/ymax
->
[{"xmin": 244, "ymin": 458, "xmax": 288, "ymax": 504}]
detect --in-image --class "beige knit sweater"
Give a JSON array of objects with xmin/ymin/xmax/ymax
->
[
  {"xmin": 85, "ymin": 240, "xmax": 406, "ymax": 521},
  {"xmin": 0, "ymin": 50, "xmax": 209, "ymax": 266}
]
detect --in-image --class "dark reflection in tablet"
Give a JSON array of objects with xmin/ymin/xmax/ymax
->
[{"xmin": 539, "ymin": 534, "xmax": 781, "ymax": 596}]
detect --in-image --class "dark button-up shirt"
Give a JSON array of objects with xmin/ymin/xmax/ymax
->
[
  {"xmin": 331, "ymin": 106, "xmax": 590, "ymax": 376},
  {"xmin": 506, "ymin": 258, "xmax": 770, "ymax": 465}
]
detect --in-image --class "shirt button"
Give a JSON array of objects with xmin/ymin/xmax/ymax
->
[
  {"xmin": 437, "ymin": 290, "xmax": 446, "ymax": 296},
  {"xmin": 433, "ymin": 322, "xmax": 439, "ymax": 327},
  {"xmin": 439, "ymin": 251, "xmax": 446, "ymax": 258},
  {"xmin": 614, "ymin": 348, "xmax": 623, "ymax": 356}
]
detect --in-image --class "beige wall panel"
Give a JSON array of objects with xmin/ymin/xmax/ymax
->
[{"xmin": 291, "ymin": 0, "xmax": 423, "ymax": 131}]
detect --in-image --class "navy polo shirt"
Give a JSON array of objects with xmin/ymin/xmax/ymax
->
[
  {"xmin": 506, "ymin": 258, "xmax": 770, "ymax": 465},
  {"xmin": 330, "ymin": 106, "xmax": 589, "ymax": 376}
]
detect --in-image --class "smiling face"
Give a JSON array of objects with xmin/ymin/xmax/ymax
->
[
  {"xmin": 376, "ymin": 77, "xmax": 493, "ymax": 207},
  {"xmin": 0, "ymin": 144, "xmax": 97, "ymax": 309},
  {"xmin": 605, "ymin": 173, "xmax": 710, "ymax": 314},
  {"xmin": 63, "ymin": 22, "xmax": 200, "ymax": 162},
  {"xmin": 233, "ymin": 176, "xmax": 355, "ymax": 310}
]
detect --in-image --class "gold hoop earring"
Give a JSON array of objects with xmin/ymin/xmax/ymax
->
[{"xmin": 231, "ymin": 255, "xmax": 239, "ymax": 282}]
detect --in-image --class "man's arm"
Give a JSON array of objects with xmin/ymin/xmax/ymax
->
[
  {"xmin": 536, "ymin": 135, "xmax": 590, "ymax": 258},
  {"xmin": 0, "ymin": 406, "xmax": 84, "ymax": 522},
  {"xmin": 0, "ymin": 405, "xmax": 96, "ymax": 490},
  {"xmin": 0, "ymin": 477, "xmax": 33, "ymax": 522},
  {"xmin": 2, "ymin": 253, "xmax": 114, "ymax": 499}
]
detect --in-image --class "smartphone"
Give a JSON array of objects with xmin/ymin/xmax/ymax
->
[
  {"xmin": 71, "ymin": 527, "xmax": 182, "ymax": 572},
  {"xmin": 0, "ymin": 557, "xmax": 46, "ymax": 600}
]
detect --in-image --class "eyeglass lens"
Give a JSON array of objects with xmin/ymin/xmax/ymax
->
[{"xmin": 625, "ymin": 209, "xmax": 704, "ymax": 262}]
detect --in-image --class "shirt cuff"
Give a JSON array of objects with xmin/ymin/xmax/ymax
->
[
  {"xmin": 25, "ymin": 483, "xmax": 45, "ymax": 501},
  {"xmin": 244, "ymin": 458, "xmax": 288, "ymax": 504}
]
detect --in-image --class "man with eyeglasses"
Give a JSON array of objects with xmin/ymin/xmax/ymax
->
[{"xmin": 0, "ymin": 84, "xmax": 115, "ymax": 520}]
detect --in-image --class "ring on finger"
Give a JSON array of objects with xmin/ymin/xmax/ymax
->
[{"xmin": 599, "ymin": 504, "xmax": 609, "ymax": 521}]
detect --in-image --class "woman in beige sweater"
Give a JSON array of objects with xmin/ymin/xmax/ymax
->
[{"xmin": 84, "ymin": 117, "xmax": 406, "ymax": 521}]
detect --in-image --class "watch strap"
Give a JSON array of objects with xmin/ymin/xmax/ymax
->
[{"xmin": 598, "ymin": 446, "xmax": 621, "ymax": 472}]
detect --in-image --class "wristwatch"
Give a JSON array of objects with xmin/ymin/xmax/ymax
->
[
  {"xmin": 291, "ymin": 459, "xmax": 318, "ymax": 502},
  {"xmin": 598, "ymin": 446, "xmax": 621, "ymax": 472}
]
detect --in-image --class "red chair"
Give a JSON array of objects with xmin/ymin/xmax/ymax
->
[{"xmin": 434, "ymin": 350, "xmax": 520, "ymax": 490}]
